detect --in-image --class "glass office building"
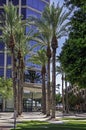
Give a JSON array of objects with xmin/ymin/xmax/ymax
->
[
  {"xmin": 0, "ymin": 0, "xmax": 50, "ymax": 78},
  {"xmin": 0, "ymin": 0, "xmax": 50, "ymax": 111}
]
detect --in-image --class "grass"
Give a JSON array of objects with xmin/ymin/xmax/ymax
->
[{"xmin": 11, "ymin": 119, "xmax": 86, "ymax": 130}]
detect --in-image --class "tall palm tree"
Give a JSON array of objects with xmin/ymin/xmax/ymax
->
[
  {"xmin": 14, "ymin": 23, "xmax": 25, "ymax": 115},
  {"xmin": 42, "ymin": 3, "xmax": 70, "ymax": 118},
  {"xmin": 28, "ymin": 15, "xmax": 52, "ymax": 116},
  {"xmin": 29, "ymin": 49, "xmax": 47, "ymax": 114},
  {"xmin": 14, "ymin": 21, "xmax": 34, "ymax": 115},
  {"xmin": 0, "ymin": 2, "xmax": 22, "ymax": 115}
]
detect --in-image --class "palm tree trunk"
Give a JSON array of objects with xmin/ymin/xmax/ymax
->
[
  {"xmin": 51, "ymin": 35, "xmax": 58, "ymax": 118},
  {"xmin": 51, "ymin": 51, "xmax": 56, "ymax": 118},
  {"xmin": 46, "ymin": 58, "xmax": 51, "ymax": 116},
  {"xmin": 11, "ymin": 50, "xmax": 18, "ymax": 116},
  {"xmin": 62, "ymin": 73, "xmax": 65, "ymax": 113},
  {"xmin": 41, "ymin": 66, "xmax": 46, "ymax": 114},
  {"xmin": 3, "ymin": 45, "xmax": 7, "ymax": 112},
  {"xmin": 65, "ymin": 76, "xmax": 69, "ymax": 113},
  {"xmin": 42, "ymin": 73, "xmax": 46, "ymax": 114},
  {"xmin": 2, "ymin": 99, "xmax": 6, "ymax": 112},
  {"xmin": 18, "ymin": 67, "xmax": 21, "ymax": 115},
  {"xmin": 18, "ymin": 58, "xmax": 24, "ymax": 115},
  {"xmin": 20, "ymin": 68, "xmax": 24, "ymax": 114},
  {"xmin": 20, "ymin": 59, "xmax": 24, "ymax": 114}
]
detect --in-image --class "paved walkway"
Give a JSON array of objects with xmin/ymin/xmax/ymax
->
[
  {"xmin": 0, "ymin": 112, "xmax": 13, "ymax": 130},
  {"xmin": 0, "ymin": 112, "xmax": 86, "ymax": 130}
]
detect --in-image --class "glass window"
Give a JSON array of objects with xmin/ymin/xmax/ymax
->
[
  {"xmin": 26, "ymin": 9, "xmax": 41, "ymax": 18},
  {"xmin": 21, "ymin": 8, "xmax": 26, "ymax": 19},
  {"xmin": 7, "ymin": 54, "xmax": 11, "ymax": 65},
  {"xmin": 45, "ymin": 0, "xmax": 50, "ymax": 2},
  {"xmin": 0, "ymin": 68, "xmax": 4, "ymax": 77},
  {"xmin": 26, "ymin": 0, "xmax": 48, "ymax": 12},
  {"xmin": 0, "ymin": 53, "xmax": 4, "ymax": 66},
  {"xmin": 26, "ymin": 0, "xmax": 33, "ymax": 7},
  {"xmin": 0, "ymin": 0, "xmax": 6, "ymax": 6},
  {"xmin": 0, "ymin": 8, "xmax": 4, "ymax": 14},
  {"xmin": 0, "ymin": 30, "xmax": 2, "ymax": 35},
  {"xmin": 11, "ymin": 0, "xmax": 18, "ymax": 6},
  {"xmin": 22, "ymin": 0, "xmax": 26, "ymax": 5},
  {"xmin": 0, "ymin": 43, "xmax": 4, "ymax": 50},
  {"xmin": 7, "ymin": 69, "xmax": 11, "ymax": 78},
  {"xmin": 38, "ymin": 0, "xmax": 47, "ymax": 12}
]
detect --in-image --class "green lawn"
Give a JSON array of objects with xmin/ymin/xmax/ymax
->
[{"xmin": 11, "ymin": 119, "xmax": 86, "ymax": 130}]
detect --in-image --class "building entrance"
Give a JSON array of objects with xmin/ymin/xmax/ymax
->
[
  {"xmin": 23, "ymin": 98, "xmax": 33, "ymax": 112},
  {"xmin": 23, "ymin": 98, "xmax": 41, "ymax": 112}
]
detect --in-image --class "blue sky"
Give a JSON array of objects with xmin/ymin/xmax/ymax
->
[{"xmin": 50, "ymin": 0, "xmax": 64, "ymax": 5}]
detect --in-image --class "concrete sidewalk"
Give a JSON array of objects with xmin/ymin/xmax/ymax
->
[
  {"xmin": 0, "ymin": 112, "xmax": 62, "ymax": 130},
  {"xmin": 0, "ymin": 112, "xmax": 14, "ymax": 130},
  {"xmin": 0, "ymin": 112, "xmax": 52, "ymax": 130},
  {"xmin": 0, "ymin": 112, "xmax": 86, "ymax": 130}
]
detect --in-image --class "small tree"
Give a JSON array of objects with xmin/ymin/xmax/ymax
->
[
  {"xmin": 25, "ymin": 70, "xmax": 40, "ymax": 83},
  {"xmin": 0, "ymin": 77, "xmax": 12, "ymax": 111}
]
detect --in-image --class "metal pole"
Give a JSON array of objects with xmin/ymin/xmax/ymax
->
[
  {"xmin": 4, "ymin": 0, "xmax": 9, "ymax": 78},
  {"xmin": 14, "ymin": 110, "xmax": 17, "ymax": 129},
  {"xmin": 4, "ymin": 45, "xmax": 7, "ymax": 79},
  {"xmin": 19, "ymin": 0, "xmax": 21, "ymax": 16},
  {"xmin": 6, "ymin": 0, "xmax": 9, "ymax": 5}
]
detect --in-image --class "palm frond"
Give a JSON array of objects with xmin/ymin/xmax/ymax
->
[{"xmin": 28, "ymin": 49, "xmax": 47, "ymax": 67}]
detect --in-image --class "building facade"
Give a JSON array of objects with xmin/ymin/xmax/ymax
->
[
  {"xmin": 0, "ymin": 0, "xmax": 50, "ymax": 78},
  {"xmin": 0, "ymin": 0, "xmax": 50, "ymax": 111}
]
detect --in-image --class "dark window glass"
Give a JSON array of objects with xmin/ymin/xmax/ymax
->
[
  {"xmin": 0, "ymin": 68, "xmax": 4, "ymax": 77},
  {"xmin": 0, "ymin": 8, "xmax": 4, "ymax": 14},
  {"xmin": 0, "ymin": 43, "xmax": 4, "ymax": 50},
  {"xmin": 11, "ymin": 0, "xmax": 18, "ymax": 5},
  {"xmin": 7, "ymin": 69, "xmax": 11, "ymax": 78},
  {"xmin": 0, "ymin": 53, "xmax": 4, "ymax": 66},
  {"xmin": 0, "ymin": 0, "xmax": 6, "ymax": 6},
  {"xmin": 21, "ymin": 8, "xmax": 26, "ymax": 19},
  {"xmin": 7, "ymin": 54, "xmax": 11, "ymax": 65},
  {"xmin": 22, "ymin": 0, "xmax": 26, "ymax": 5},
  {"xmin": 0, "ymin": 30, "xmax": 2, "ymax": 35}
]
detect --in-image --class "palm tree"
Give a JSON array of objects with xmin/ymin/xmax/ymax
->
[
  {"xmin": 28, "ymin": 14, "xmax": 52, "ymax": 116},
  {"xmin": 29, "ymin": 49, "xmax": 47, "ymax": 114},
  {"xmin": 25, "ymin": 70, "xmax": 40, "ymax": 83},
  {"xmin": 0, "ymin": 2, "xmax": 22, "ymax": 115},
  {"xmin": 15, "ymin": 19, "xmax": 37, "ymax": 115},
  {"xmin": 0, "ymin": 2, "xmax": 36, "ymax": 115},
  {"xmin": 0, "ymin": 77, "xmax": 12, "ymax": 111},
  {"xmin": 42, "ymin": 3, "xmax": 70, "ymax": 118},
  {"xmin": 14, "ymin": 23, "xmax": 25, "ymax": 115}
]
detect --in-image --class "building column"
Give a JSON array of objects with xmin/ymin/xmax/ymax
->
[{"xmin": 19, "ymin": 0, "xmax": 21, "ymax": 16}]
